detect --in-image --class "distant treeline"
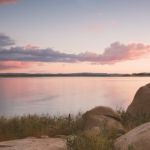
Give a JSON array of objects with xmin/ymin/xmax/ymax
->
[{"xmin": 0, "ymin": 73, "xmax": 150, "ymax": 77}]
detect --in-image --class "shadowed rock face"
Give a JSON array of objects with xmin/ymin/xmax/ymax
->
[
  {"xmin": 82, "ymin": 106, "xmax": 125, "ymax": 137},
  {"xmin": 114, "ymin": 122, "xmax": 150, "ymax": 150},
  {"xmin": 127, "ymin": 83, "xmax": 150, "ymax": 115}
]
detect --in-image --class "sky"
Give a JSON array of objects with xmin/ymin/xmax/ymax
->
[{"xmin": 0, "ymin": 0, "xmax": 150, "ymax": 73}]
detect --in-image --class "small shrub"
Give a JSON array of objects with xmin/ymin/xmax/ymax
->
[{"xmin": 67, "ymin": 134, "xmax": 114, "ymax": 150}]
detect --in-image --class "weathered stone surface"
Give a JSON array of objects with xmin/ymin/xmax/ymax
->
[
  {"xmin": 0, "ymin": 137, "xmax": 67, "ymax": 150},
  {"xmin": 82, "ymin": 106, "xmax": 125, "ymax": 137},
  {"xmin": 83, "ymin": 106, "xmax": 120, "ymax": 121},
  {"xmin": 127, "ymin": 83, "xmax": 150, "ymax": 115},
  {"xmin": 114, "ymin": 122, "xmax": 150, "ymax": 150}
]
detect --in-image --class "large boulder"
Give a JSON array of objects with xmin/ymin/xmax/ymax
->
[
  {"xmin": 114, "ymin": 122, "xmax": 150, "ymax": 150},
  {"xmin": 127, "ymin": 83, "xmax": 150, "ymax": 115},
  {"xmin": 82, "ymin": 106, "xmax": 125, "ymax": 137}
]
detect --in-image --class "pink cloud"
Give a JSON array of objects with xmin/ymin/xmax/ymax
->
[
  {"xmin": 99, "ymin": 42, "xmax": 150, "ymax": 64},
  {"xmin": 24, "ymin": 44, "xmax": 40, "ymax": 50},
  {"xmin": 0, "ymin": 61, "xmax": 32, "ymax": 70},
  {"xmin": 0, "ymin": 0, "xmax": 17, "ymax": 4}
]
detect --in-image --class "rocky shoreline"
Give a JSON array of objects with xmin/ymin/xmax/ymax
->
[{"xmin": 0, "ymin": 83, "xmax": 150, "ymax": 150}]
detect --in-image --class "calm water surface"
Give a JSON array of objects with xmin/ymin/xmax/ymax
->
[{"xmin": 0, "ymin": 77, "xmax": 150, "ymax": 116}]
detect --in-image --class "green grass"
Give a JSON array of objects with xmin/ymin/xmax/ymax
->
[
  {"xmin": 0, "ymin": 114, "xmax": 84, "ymax": 141},
  {"xmin": 118, "ymin": 109, "xmax": 150, "ymax": 131}
]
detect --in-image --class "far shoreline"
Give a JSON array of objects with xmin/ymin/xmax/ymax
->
[{"xmin": 0, "ymin": 73, "xmax": 150, "ymax": 78}]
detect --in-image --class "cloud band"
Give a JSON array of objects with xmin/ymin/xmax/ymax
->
[{"xmin": 0, "ymin": 34, "xmax": 150, "ymax": 68}]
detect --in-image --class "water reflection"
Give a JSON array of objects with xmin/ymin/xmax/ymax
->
[{"xmin": 0, "ymin": 77, "xmax": 149, "ymax": 116}]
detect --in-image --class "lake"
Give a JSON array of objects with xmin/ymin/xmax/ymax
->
[{"xmin": 0, "ymin": 77, "xmax": 149, "ymax": 117}]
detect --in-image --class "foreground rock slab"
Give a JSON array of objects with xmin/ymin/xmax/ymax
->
[
  {"xmin": 0, "ymin": 137, "xmax": 67, "ymax": 150},
  {"xmin": 127, "ymin": 83, "xmax": 150, "ymax": 115},
  {"xmin": 114, "ymin": 122, "xmax": 150, "ymax": 150}
]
